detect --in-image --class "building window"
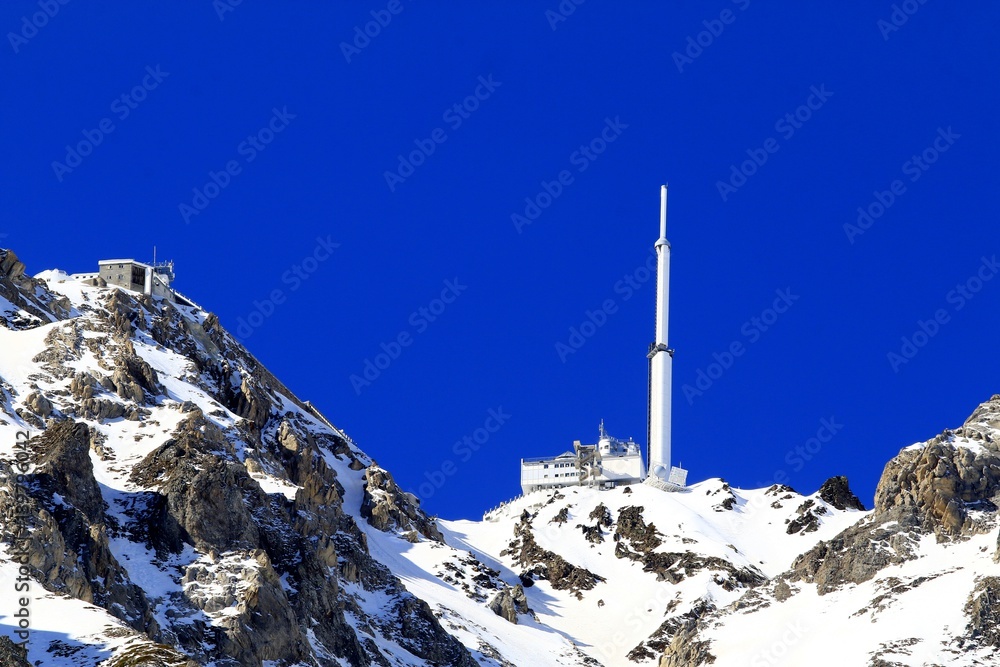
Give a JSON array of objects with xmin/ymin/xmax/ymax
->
[{"xmin": 131, "ymin": 266, "xmax": 145, "ymax": 286}]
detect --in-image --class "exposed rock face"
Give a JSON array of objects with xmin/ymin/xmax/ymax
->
[
  {"xmin": 615, "ymin": 505, "xmax": 765, "ymax": 590},
  {"xmin": 0, "ymin": 251, "xmax": 479, "ymax": 667},
  {"xmin": 23, "ymin": 391, "xmax": 53, "ymax": 418},
  {"xmin": 659, "ymin": 623, "xmax": 716, "ymax": 667},
  {"xmin": 818, "ymin": 475, "xmax": 866, "ymax": 511},
  {"xmin": 487, "ymin": 583, "xmax": 530, "ymax": 623},
  {"xmin": 0, "ymin": 249, "xmax": 71, "ymax": 328},
  {"xmin": 875, "ymin": 439, "xmax": 1000, "ymax": 537},
  {"xmin": 789, "ymin": 517, "xmax": 922, "ymax": 594},
  {"xmin": 590, "ymin": 502, "xmax": 612, "ymax": 526},
  {"xmin": 182, "ymin": 550, "xmax": 310, "ymax": 664},
  {"xmin": 0, "ymin": 636, "xmax": 30, "ymax": 667},
  {"xmin": 502, "ymin": 510, "xmax": 605, "ymax": 595},
  {"xmin": 658, "ymin": 398, "xmax": 1000, "ymax": 666},
  {"xmin": 963, "ymin": 576, "xmax": 1000, "ymax": 648},
  {"xmin": 1, "ymin": 423, "xmax": 161, "ymax": 637},
  {"xmin": 615, "ymin": 505, "xmax": 663, "ymax": 553},
  {"xmin": 788, "ymin": 403, "xmax": 1000, "ymax": 598},
  {"xmin": 361, "ymin": 465, "xmax": 444, "ymax": 542},
  {"xmin": 791, "ymin": 416, "xmax": 1000, "ymax": 596},
  {"xmin": 785, "ymin": 498, "xmax": 826, "ymax": 534}
]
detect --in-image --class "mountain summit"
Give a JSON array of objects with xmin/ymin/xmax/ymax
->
[{"xmin": 0, "ymin": 248, "xmax": 996, "ymax": 666}]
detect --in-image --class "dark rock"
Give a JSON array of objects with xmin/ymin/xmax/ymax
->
[
  {"xmin": 589, "ymin": 503, "xmax": 612, "ymax": 527},
  {"xmin": 0, "ymin": 637, "xmax": 30, "ymax": 667},
  {"xmin": 818, "ymin": 475, "xmax": 866, "ymax": 511},
  {"xmin": 964, "ymin": 576, "xmax": 1000, "ymax": 648},
  {"xmin": 615, "ymin": 506, "xmax": 662, "ymax": 552},
  {"xmin": 550, "ymin": 507, "xmax": 569, "ymax": 525},
  {"xmin": 786, "ymin": 499, "xmax": 826, "ymax": 535},
  {"xmin": 2, "ymin": 426, "xmax": 160, "ymax": 638},
  {"xmin": 503, "ymin": 514, "xmax": 605, "ymax": 594}
]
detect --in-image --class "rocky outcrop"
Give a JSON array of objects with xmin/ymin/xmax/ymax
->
[
  {"xmin": 658, "ymin": 623, "xmax": 716, "ymax": 667},
  {"xmin": 0, "ymin": 637, "xmax": 30, "ymax": 667},
  {"xmin": 2, "ymin": 422, "xmax": 161, "ymax": 637},
  {"xmin": 361, "ymin": 465, "xmax": 443, "ymax": 542},
  {"xmin": 874, "ymin": 439, "xmax": 1000, "ymax": 537},
  {"xmin": 0, "ymin": 249, "xmax": 71, "ymax": 328},
  {"xmin": 487, "ymin": 583, "xmax": 530, "ymax": 623},
  {"xmin": 23, "ymin": 390, "xmax": 52, "ymax": 418},
  {"xmin": 790, "ymin": 513, "xmax": 921, "ymax": 595},
  {"xmin": 613, "ymin": 505, "xmax": 765, "ymax": 590},
  {"xmin": 182, "ymin": 550, "xmax": 309, "ymax": 665},
  {"xmin": 963, "ymin": 576, "xmax": 1000, "ymax": 649},
  {"xmin": 502, "ymin": 510, "xmax": 605, "ymax": 595},
  {"xmin": 818, "ymin": 475, "xmax": 866, "ymax": 511},
  {"xmin": 786, "ymin": 498, "xmax": 826, "ymax": 535},
  {"xmin": 614, "ymin": 505, "xmax": 663, "ymax": 553},
  {"xmin": 0, "ymin": 248, "xmax": 486, "ymax": 667},
  {"xmin": 791, "ymin": 402, "xmax": 1000, "ymax": 596}
]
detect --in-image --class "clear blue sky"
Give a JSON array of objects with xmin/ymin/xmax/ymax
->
[{"xmin": 3, "ymin": 2, "xmax": 999, "ymax": 518}]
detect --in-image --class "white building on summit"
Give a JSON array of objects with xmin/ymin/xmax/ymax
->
[
  {"xmin": 68, "ymin": 256, "xmax": 198, "ymax": 308},
  {"xmin": 520, "ymin": 423, "xmax": 645, "ymax": 493},
  {"xmin": 519, "ymin": 185, "xmax": 688, "ymax": 494}
]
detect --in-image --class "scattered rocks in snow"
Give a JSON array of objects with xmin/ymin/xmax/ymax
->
[
  {"xmin": 785, "ymin": 498, "xmax": 827, "ymax": 535},
  {"xmin": 502, "ymin": 511, "xmax": 605, "ymax": 595}
]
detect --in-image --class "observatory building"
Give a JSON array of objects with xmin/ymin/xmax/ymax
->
[
  {"xmin": 520, "ymin": 422, "xmax": 645, "ymax": 493},
  {"xmin": 519, "ymin": 185, "xmax": 687, "ymax": 494},
  {"xmin": 68, "ymin": 256, "xmax": 197, "ymax": 308},
  {"xmin": 97, "ymin": 259, "xmax": 177, "ymax": 300}
]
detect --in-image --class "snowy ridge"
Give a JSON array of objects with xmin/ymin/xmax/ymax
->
[{"xmin": 1, "ymin": 252, "xmax": 998, "ymax": 666}]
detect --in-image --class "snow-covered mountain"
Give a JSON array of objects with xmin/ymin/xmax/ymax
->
[{"xmin": 0, "ymin": 248, "xmax": 997, "ymax": 667}]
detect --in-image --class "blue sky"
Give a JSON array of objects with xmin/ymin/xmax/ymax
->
[{"xmin": 2, "ymin": 2, "xmax": 999, "ymax": 518}]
